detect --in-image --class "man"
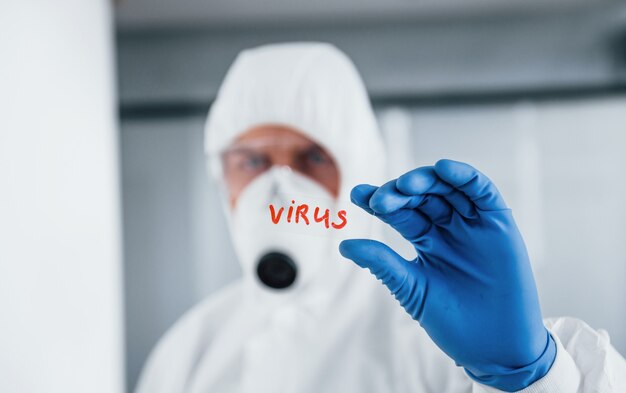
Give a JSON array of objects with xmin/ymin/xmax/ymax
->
[{"xmin": 136, "ymin": 42, "xmax": 626, "ymax": 392}]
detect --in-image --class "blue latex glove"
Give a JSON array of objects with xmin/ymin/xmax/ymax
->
[{"xmin": 339, "ymin": 159, "xmax": 556, "ymax": 391}]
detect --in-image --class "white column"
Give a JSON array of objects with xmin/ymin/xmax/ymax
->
[{"xmin": 0, "ymin": 1, "xmax": 124, "ymax": 392}]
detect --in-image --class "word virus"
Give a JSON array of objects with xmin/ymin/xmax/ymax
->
[{"xmin": 269, "ymin": 200, "xmax": 347, "ymax": 229}]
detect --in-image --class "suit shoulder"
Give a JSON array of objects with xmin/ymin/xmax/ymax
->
[
  {"xmin": 134, "ymin": 280, "xmax": 243, "ymax": 393},
  {"xmin": 163, "ymin": 280, "xmax": 243, "ymax": 348}
]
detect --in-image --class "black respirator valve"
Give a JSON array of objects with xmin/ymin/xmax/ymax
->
[{"xmin": 256, "ymin": 252, "xmax": 297, "ymax": 289}]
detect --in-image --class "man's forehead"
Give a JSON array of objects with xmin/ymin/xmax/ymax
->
[
  {"xmin": 230, "ymin": 124, "xmax": 320, "ymax": 150},
  {"xmin": 237, "ymin": 123, "xmax": 306, "ymax": 139}
]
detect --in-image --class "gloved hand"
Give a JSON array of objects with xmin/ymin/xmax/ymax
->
[{"xmin": 339, "ymin": 159, "xmax": 556, "ymax": 392}]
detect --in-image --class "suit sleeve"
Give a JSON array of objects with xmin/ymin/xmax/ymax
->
[{"xmin": 472, "ymin": 317, "xmax": 626, "ymax": 393}]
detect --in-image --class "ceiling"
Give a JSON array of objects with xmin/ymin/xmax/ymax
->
[{"xmin": 115, "ymin": 0, "xmax": 614, "ymax": 31}]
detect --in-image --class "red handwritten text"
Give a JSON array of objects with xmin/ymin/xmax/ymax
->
[{"xmin": 269, "ymin": 200, "xmax": 347, "ymax": 229}]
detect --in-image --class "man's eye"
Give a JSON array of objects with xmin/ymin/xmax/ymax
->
[
  {"xmin": 242, "ymin": 155, "xmax": 267, "ymax": 170},
  {"xmin": 306, "ymin": 148, "xmax": 328, "ymax": 165}
]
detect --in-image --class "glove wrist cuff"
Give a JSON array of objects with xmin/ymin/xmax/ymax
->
[{"xmin": 465, "ymin": 331, "xmax": 557, "ymax": 392}]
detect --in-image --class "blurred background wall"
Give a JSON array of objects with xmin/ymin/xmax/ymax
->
[
  {"xmin": 1, "ymin": 2, "xmax": 124, "ymax": 392},
  {"xmin": 114, "ymin": 1, "xmax": 626, "ymax": 391}
]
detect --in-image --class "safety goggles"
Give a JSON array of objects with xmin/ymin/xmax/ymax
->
[{"xmin": 218, "ymin": 135, "xmax": 340, "ymax": 200}]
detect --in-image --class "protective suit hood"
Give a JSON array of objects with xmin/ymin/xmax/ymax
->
[
  {"xmin": 205, "ymin": 42, "xmax": 386, "ymax": 296},
  {"xmin": 205, "ymin": 42, "xmax": 385, "ymax": 202}
]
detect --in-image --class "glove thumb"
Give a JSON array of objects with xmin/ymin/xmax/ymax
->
[{"xmin": 339, "ymin": 239, "xmax": 409, "ymax": 294}]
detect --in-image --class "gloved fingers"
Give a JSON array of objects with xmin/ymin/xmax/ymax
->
[
  {"xmin": 369, "ymin": 180, "xmax": 425, "ymax": 214},
  {"xmin": 434, "ymin": 159, "xmax": 508, "ymax": 211},
  {"xmin": 396, "ymin": 166, "xmax": 477, "ymax": 219},
  {"xmin": 339, "ymin": 239, "xmax": 411, "ymax": 294},
  {"xmin": 416, "ymin": 195, "xmax": 454, "ymax": 225},
  {"xmin": 351, "ymin": 184, "xmax": 432, "ymax": 241},
  {"xmin": 379, "ymin": 208, "xmax": 432, "ymax": 242},
  {"xmin": 350, "ymin": 184, "xmax": 378, "ymax": 215}
]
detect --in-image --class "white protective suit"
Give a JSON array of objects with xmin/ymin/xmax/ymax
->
[{"xmin": 136, "ymin": 43, "xmax": 626, "ymax": 393}]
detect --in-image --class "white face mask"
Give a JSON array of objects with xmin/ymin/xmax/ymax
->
[{"xmin": 228, "ymin": 166, "xmax": 341, "ymax": 292}]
